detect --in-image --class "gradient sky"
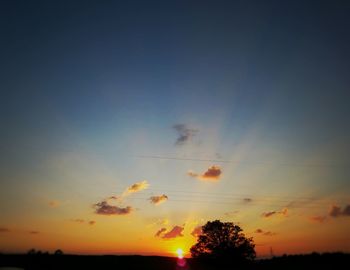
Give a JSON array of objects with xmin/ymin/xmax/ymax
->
[{"xmin": 1, "ymin": 0, "xmax": 350, "ymax": 257}]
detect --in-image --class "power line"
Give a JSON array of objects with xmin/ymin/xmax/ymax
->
[
  {"xmin": 134, "ymin": 155, "xmax": 347, "ymax": 168},
  {"xmin": 123, "ymin": 197, "xmax": 331, "ymax": 209},
  {"xmin": 112, "ymin": 187, "xmax": 342, "ymax": 203},
  {"xmin": 108, "ymin": 189, "xmax": 337, "ymax": 209}
]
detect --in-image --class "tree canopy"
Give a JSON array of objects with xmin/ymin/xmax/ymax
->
[{"xmin": 190, "ymin": 220, "xmax": 255, "ymax": 261}]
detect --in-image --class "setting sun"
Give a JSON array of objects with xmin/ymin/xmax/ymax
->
[{"xmin": 176, "ymin": 248, "xmax": 184, "ymax": 259}]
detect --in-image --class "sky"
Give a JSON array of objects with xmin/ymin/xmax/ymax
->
[{"xmin": 0, "ymin": 0, "xmax": 350, "ymax": 257}]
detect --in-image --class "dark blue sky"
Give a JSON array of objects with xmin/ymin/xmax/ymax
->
[{"xmin": 1, "ymin": 0, "xmax": 349, "ymax": 164}]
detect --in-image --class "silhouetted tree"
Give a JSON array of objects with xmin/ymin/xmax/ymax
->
[
  {"xmin": 190, "ymin": 220, "xmax": 255, "ymax": 261},
  {"xmin": 54, "ymin": 249, "xmax": 63, "ymax": 255},
  {"xmin": 27, "ymin": 248, "xmax": 36, "ymax": 255}
]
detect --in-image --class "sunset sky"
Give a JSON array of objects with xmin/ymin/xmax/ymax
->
[{"xmin": 1, "ymin": 1, "xmax": 349, "ymax": 257}]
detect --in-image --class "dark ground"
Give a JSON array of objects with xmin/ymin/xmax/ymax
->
[{"xmin": 0, "ymin": 252, "xmax": 349, "ymax": 270}]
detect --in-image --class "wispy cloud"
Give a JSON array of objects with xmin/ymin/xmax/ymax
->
[
  {"xmin": 191, "ymin": 226, "xmax": 202, "ymax": 237},
  {"xmin": 224, "ymin": 210, "xmax": 239, "ymax": 217},
  {"xmin": 188, "ymin": 165, "xmax": 222, "ymax": 181},
  {"xmin": 71, "ymin": 219, "xmax": 96, "ymax": 225},
  {"xmin": 262, "ymin": 208, "xmax": 288, "ymax": 218},
  {"xmin": 255, "ymin": 229, "xmax": 276, "ymax": 236},
  {"xmin": 310, "ymin": 215, "xmax": 327, "ymax": 223},
  {"xmin": 94, "ymin": 201, "xmax": 133, "ymax": 215},
  {"xmin": 173, "ymin": 124, "xmax": 198, "ymax": 146},
  {"xmin": 149, "ymin": 194, "xmax": 168, "ymax": 205},
  {"xmin": 261, "ymin": 211, "xmax": 276, "ymax": 218},
  {"xmin": 243, "ymin": 198, "xmax": 253, "ymax": 203},
  {"xmin": 48, "ymin": 200, "xmax": 60, "ymax": 208},
  {"xmin": 29, "ymin": 231, "xmax": 39, "ymax": 235},
  {"xmin": 329, "ymin": 204, "xmax": 350, "ymax": 217},
  {"xmin": 162, "ymin": 225, "xmax": 184, "ymax": 239},
  {"xmin": 71, "ymin": 219, "xmax": 85, "ymax": 223},
  {"xmin": 0, "ymin": 227, "xmax": 10, "ymax": 233}
]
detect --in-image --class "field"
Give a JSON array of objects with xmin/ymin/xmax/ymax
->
[{"xmin": 0, "ymin": 253, "xmax": 349, "ymax": 270}]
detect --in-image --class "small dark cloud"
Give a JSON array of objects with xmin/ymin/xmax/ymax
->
[
  {"xmin": 329, "ymin": 205, "xmax": 342, "ymax": 217},
  {"xmin": 262, "ymin": 208, "xmax": 288, "ymax": 218},
  {"xmin": 173, "ymin": 124, "xmax": 198, "ymax": 146},
  {"xmin": 155, "ymin": 227, "xmax": 167, "ymax": 237},
  {"xmin": 243, "ymin": 198, "xmax": 253, "ymax": 203},
  {"xmin": 188, "ymin": 165, "xmax": 222, "ymax": 181},
  {"xmin": 71, "ymin": 219, "xmax": 96, "ymax": 225},
  {"xmin": 149, "ymin": 194, "xmax": 168, "ymax": 205},
  {"xmin": 201, "ymin": 165, "xmax": 222, "ymax": 180},
  {"xmin": 0, "ymin": 227, "xmax": 10, "ymax": 233},
  {"xmin": 310, "ymin": 216, "xmax": 327, "ymax": 223},
  {"xmin": 162, "ymin": 225, "xmax": 184, "ymax": 239},
  {"xmin": 261, "ymin": 211, "xmax": 276, "ymax": 218},
  {"xmin": 191, "ymin": 226, "xmax": 202, "ymax": 237},
  {"xmin": 343, "ymin": 205, "xmax": 350, "ymax": 216},
  {"xmin": 71, "ymin": 219, "xmax": 85, "ymax": 223},
  {"xmin": 263, "ymin": 231, "xmax": 276, "ymax": 236},
  {"xmin": 94, "ymin": 201, "xmax": 133, "ymax": 215},
  {"xmin": 48, "ymin": 200, "xmax": 60, "ymax": 208},
  {"xmin": 329, "ymin": 204, "xmax": 350, "ymax": 217},
  {"xmin": 255, "ymin": 229, "xmax": 276, "ymax": 236},
  {"xmin": 29, "ymin": 231, "xmax": 39, "ymax": 235}
]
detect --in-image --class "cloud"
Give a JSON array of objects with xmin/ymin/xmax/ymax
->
[
  {"xmin": 263, "ymin": 231, "xmax": 276, "ymax": 236},
  {"xmin": 29, "ymin": 231, "xmax": 39, "ymax": 234},
  {"xmin": 262, "ymin": 208, "xmax": 288, "ymax": 218},
  {"xmin": 243, "ymin": 198, "xmax": 253, "ymax": 203},
  {"xmin": 125, "ymin": 180, "xmax": 149, "ymax": 195},
  {"xmin": 148, "ymin": 218, "xmax": 170, "ymax": 228},
  {"xmin": 149, "ymin": 194, "xmax": 168, "ymax": 205},
  {"xmin": 224, "ymin": 210, "xmax": 239, "ymax": 217},
  {"xmin": 0, "ymin": 227, "xmax": 10, "ymax": 233},
  {"xmin": 187, "ymin": 171, "xmax": 198, "ymax": 178},
  {"xmin": 329, "ymin": 204, "xmax": 350, "ymax": 217},
  {"xmin": 329, "ymin": 205, "xmax": 342, "ymax": 217},
  {"xmin": 162, "ymin": 225, "xmax": 184, "ymax": 239},
  {"xmin": 155, "ymin": 227, "xmax": 167, "ymax": 237},
  {"xmin": 48, "ymin": 200, "xmax": 60, "ymax": 208},
  {"xmin": 71, "ymin": 219, "xmax": 85, "ymax": 223},
  {"xmin": 94, "ymin": 201, "xmax": 133, "ymax": 215},
  {"xmin": 343, "ymin": 205, "xmax": 350, "ymax": 216},
  {"xmin": 310, "ymin": 216, "xmax": 327, "ymax": 223},
  {"xmin": 280, "ymin": 208, "xmax": 288, "ymax": 216},
  {"xmin": 71, "ymin": 219, "xmax": 96, "ymax": 225},
  {"xmin": 108, "ymin": 196, "xmax": 119, "ymax": 200},
  {"xmin": 191, "ymin": 226, "xmax": 203, "ymax": 237},
  {"xmin": 261, "ymin": 211, "xmax": 277, "ymax": 218},
  {"xmin": 156, "ymin": 218, "xmax": 169, "ymax": 225},
  {"xmin": 188, "ymin": 165, "xmax": 222, "ymax": 181},
  {"xmin": 255, "ymin": 229, "xmax": 276, "ymax": 236},
  {"xmin": 173, "ymin": 124, "xmax": 198, "ymax": 146}
]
